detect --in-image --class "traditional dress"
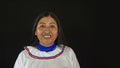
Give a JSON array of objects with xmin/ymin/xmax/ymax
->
[{"xmin": 14, "ymin": 44, "xmax": 80, "ymax": 68}]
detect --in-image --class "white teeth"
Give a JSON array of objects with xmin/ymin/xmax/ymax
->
[{"xmin": 44, "ymin": 35, "xmax": 51, "ymax": 38}]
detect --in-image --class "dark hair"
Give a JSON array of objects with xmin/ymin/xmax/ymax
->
[{"xmin": 30, "ymin": 11, "xmax": 67, "ymax": 46}]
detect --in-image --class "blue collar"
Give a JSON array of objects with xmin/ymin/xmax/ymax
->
[{"xmin": 37, "ymin": 42, "xmax": 57, "ymax": 52}]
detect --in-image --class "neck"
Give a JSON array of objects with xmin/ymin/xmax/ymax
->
[{"xmin": 40, "ymin": 43, "xmax": 54, "ymax": 47}]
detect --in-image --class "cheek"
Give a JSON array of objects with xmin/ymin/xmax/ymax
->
[
  {"xmin": 35, "ymin": 29, "xmax": 42, "ymax": 36},
  {"xmin": 53, "ymin": 31, "xmax": 58, "ymax": 37}
]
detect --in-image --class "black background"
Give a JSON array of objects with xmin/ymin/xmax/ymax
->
[{"xmin": 1, "ymin": 0, "xmax": 102, "ymax": 68}]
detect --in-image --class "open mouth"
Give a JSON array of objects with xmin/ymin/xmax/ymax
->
[{"xmin": 43, "ymin": 35, "xmax": 51, "ymax": 39}]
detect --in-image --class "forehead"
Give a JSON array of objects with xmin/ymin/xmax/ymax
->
[{"xmin": 38, "ymin": 16, "xmax": 57, "ymax": 24}]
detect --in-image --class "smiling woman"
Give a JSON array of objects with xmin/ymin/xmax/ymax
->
[
  {"xmin": 35, "ymin": 16, "xmax": 58, "ymax": 46},
  {"xmin": 14, "ymin": 11, "xmax": 80, "ymax": 68}
]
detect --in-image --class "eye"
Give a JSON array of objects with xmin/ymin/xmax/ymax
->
[
  {"xmin": 50, "ymin": 25, "xmax": 55, "ymax": 28},
  {"xmin": 40, "ymin": 25, "xmax": 45, "ymax": 28}
]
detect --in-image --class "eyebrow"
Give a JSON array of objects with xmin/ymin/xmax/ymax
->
[
  {"xmin": 50, "ymin": 23, "xmax": 56, "ymax": 24},
  {"xmin": 39, "ymin": 22, "xmax": 45, "ymax": 24}
]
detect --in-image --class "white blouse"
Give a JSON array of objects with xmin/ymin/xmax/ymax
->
[{"xmin": 14, "ymin": 44, "xmax": 80, "ymax": 68}]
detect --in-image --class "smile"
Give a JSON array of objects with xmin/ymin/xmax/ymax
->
[{"xmin": 43, "ymin": 35, "xmax": 51, "ymax": 39}]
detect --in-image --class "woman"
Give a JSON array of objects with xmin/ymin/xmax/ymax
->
[{"xmin": 14, "ymin": 11, "xmax": 80, "ymax": 68}]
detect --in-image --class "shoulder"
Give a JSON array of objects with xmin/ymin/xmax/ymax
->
[
  {"xmin": 16, "ymin": 46, "xmax": 36, "ymax": 61},
  {"xmin": 64, "ymin": 45, "xmax": 74, "ymax": 52},
  {"xmin": 17, "ymin": 49, "xmax": 27, "ymax": 59},
  {"xmin": 57, "ymin": 44, "xmax": 73, "ymax": 53},
  {"xmin": 63, "ymin": 45, "xmax": 76, "ymax": 55},
  {"xmin": 17, "ymin": 46, "xmax": 34, "ymax": 58}
]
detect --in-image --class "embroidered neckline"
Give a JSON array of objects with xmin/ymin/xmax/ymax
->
[{"xmin": 24, "ymin": 45, "xmax": 65, "ymax": 60}]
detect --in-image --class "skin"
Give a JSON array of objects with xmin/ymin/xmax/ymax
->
[{"xmin": 35, "ymin": 16, "xmax": 58, "ymax": 47}]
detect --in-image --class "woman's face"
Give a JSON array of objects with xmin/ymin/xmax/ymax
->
[{"xmin": 35, "ymin": 16, "xmax": 58, "ymax": 46}]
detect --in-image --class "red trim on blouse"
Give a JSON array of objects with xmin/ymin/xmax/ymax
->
[{"xmin": 24, "ymin": 45, "xmax": 65, "ymax": 60}]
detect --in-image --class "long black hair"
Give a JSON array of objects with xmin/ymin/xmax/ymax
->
[{"xmin": 29, "ymin": 10, "xmax": 67, "ymax": 46}]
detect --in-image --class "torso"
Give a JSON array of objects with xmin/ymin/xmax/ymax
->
[{"xmin": 22, "ymin": 44, "xmax": 73, "ymax": 68}]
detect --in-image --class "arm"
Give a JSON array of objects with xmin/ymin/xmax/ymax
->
[
  {"xmin": 69, "ymin": 47, "xmax": 80, "ymax": 68},
  {"xmin": 14, "ymin": 50, "xmax": 25, "ymax": 68}
]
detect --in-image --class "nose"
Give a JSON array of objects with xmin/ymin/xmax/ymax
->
[{"xmin": 44, "ymin": 27, "xmax": 51, "ymax": 33}]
